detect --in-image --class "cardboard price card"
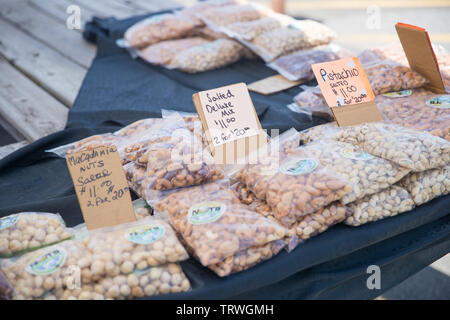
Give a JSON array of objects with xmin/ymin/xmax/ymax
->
[
  {"xmin": 66, "ymin": 145, "xmax": 136, "ymax": 230},
  {"xmin": 312, "ymin": 57, "xmax": 382, "ymax": 126},
  {"xmin": 193, "ymin": 83, "xmax": 267, "ymax": 165}
]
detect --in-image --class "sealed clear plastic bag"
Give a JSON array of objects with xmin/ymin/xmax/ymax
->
[
  {"xmin": 335, "ymin": 122, "xmax": 450, "ymax": 172},
  {"xmin": 268, "ymin": 45, "xmax": 352, "ymax": 81},
  {"xmin": 1, "ymin": 240, "xmax": 92, "ymax": 300},
  {"xmin": 139, "ymin": 37, "xmax": 210, "ymax": 66},
  {"xmin": 294, "ymin": 85, "xmax": 327, "ymax": 107},
  {"xmin": 399, "ymin": 165, "xmax": 450, "ymax": 205},
  {"xmin": 124, "ymin": 12, "xmax": 197, "ymax": 49},
  {"xmin": 345, "ymin": 186, "xmax": 415, "ymax": 226},
  {"xmin": 154, "ymin": 183, "xmax": 288, "ymax": 266},
  {"xmin": 168, "ymin": 39, "xmax": 247, "ymax": 73},
  {"xmin": 376, "ymin": 94, "xmax": 450, "ymax": 141},
  {"xmin": 60, "ymin": 263, "xmax": 190, "ymax": 300},
  {"xmin": 82, "ymin": 217, "xmax": 188, "ymax": 281},
  {"xmin": 223, "ymin": 16, "xmax": 285, "ymax": 40},
  {"xmin": 0, "ymin": 212, "xmax": 72, "ymax": 258},
  {"xmin": 178, "ymin": 0, "xmax": 243, "ymax": 27}
]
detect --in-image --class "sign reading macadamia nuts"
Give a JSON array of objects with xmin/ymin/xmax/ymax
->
[
  {"xmin": 312, "ymin": 57, "xmax": 383, "ymax": 126},
  {"xmin": 66, "ymin": 145, "xmax": 136, "ymax": 230}
]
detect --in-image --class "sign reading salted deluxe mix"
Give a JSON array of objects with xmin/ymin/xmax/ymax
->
[
  {"xmin": 311, "ymin": 57, "xmax": 382, "ymax": 126},
  {"xmin": 66, "ymin": 145, "xmax": 136, "ymax": 230},
  {"xmin": 193, "ymin": 82, "xmax": 267, "ymax": 164}
]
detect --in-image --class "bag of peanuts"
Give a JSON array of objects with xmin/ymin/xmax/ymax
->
[
  {"xmin": 0, "ymin": 212, "xmax": 72, "ymax": 258},
  {"xmin": 139, "ymin": 37, "xmax": 210, "ymax": 66},
  {"xmin": 154, "ymin": 183, "xmax": 288, "ymax": 267},
  {"xmin": 399, "ymin": 165, "xmax": 450, "ymax": 206},
  {"xmin": 345, "ymin": 186, "xmax": 415, "ymax": 227},
  {"xmin": 0, "ymin": 270, "xmax": 14, "ymax": 300},
  {"xmin": 60, "ymin": 262, "xmax": 191, "ymax": 300},
  {"xmin": 268, "ymin": 45, "xmax": 352, "ymax": 81},
  {"xmin": 376, "ymin": 94, "xmax": 450, "ymax": 141},
  {"xmin": 334, "ymin": 122, "xmax": 450, "ymax": 172},
  {"xmin": 0, "ymin": 240, "xmax": 92, "ymax": 300},
  {"xmin": 124, "ymin": 12, "xmax": 197, "ymax": 49},
  {"xmin": 168, "ymin": 39, "xmax": 248, "ymax": 73},
  {"xmin": 81, "ymin": 217, "xmax": 188, "ymax": 282}
]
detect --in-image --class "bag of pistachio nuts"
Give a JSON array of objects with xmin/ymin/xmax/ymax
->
[
  {"xmin": 376, "ymin": 94, "xmax": 450, "ymax": 142},
  {"xmin": 0, "ymin": 212, "xmax": 72, "ymax": 258},
  {"xmin": 167, "ymin": 39, "xmax": 248, "ymax": 73},
  {"xmin": 334, "ymin": 122, "xmax": 450, "ymax": 172},
  {"xmin": 60, "ymin": 262, "xmax": 191, "ymax": 300},
  {"xmin": 399, "ymin": 165, "xmax": 450, "ymax": 206},
  {"xmin": 345, "ymin": 186, "xmax": 415, "ymax": 227},
  {"xmin": 124, "ymin": 12, "xmax": 197, "ymax": 49},
  {"xmin": 154, "ymin": 183, "xmax": 288, "ymax": 267},
  {"xmin": 1, "ymin": 240, "xmax": 92, "ymax": 300},
  {"xmin": 81, "ymin": 217, "xmax": 188, "ymax": 282}
]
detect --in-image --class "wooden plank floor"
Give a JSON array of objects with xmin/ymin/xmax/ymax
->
[{"xmin": 0, "ymin": 0, "xmax": 179, "ymax": 159}]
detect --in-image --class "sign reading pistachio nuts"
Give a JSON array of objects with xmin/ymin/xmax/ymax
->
[
  {"xmin": 311, "ymin": 57, "xmax": 383, "ymax": 126},
  {"xmin": 193, "ymin": 82, "xmax": 267, "ymax": 164},
  {"xmin": 66, "ymin": 145, "xmax": 136, "ymax": 230}
]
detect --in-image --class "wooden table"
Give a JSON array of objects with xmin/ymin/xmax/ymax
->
[{"xmin": 0, "ymin": 0, "xmax": 179, "ymax": 159}]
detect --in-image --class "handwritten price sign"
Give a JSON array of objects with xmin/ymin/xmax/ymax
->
[
  {"xmin": 312, "ymin": 57, "xmax": 375, "ymax": 107},
  {"xmin": 66, "ymin": 145, "xmax": 136, "ymax": 230}
]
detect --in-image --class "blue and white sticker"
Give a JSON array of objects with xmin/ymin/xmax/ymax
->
[
  {"xmin": 125, "ymin": 224, "xmax": 165, "ymax": 245},
  {"xmin": 426, "ymin": 95, "xmax": 450, "ymax": 109},
  {"xmin": 26, "ymin": 248, "xmax": 67, "ymax": 276},
  {"xmin": 0, "ymin": 215, "xmax": 18, "ymax": 230},
  {"xmin": 188, "ymin": 202, "xmax": 226, "ymax": 225},
  {"xmin": 382, "ymin": 90, "xmax": 412, "ymax": 98},
  {"xmin": 340, "ymin": 147, "xmax": 374, "ymax": 160}
]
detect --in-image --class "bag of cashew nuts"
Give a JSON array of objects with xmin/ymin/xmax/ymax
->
[
  {"xmin": 345, "ymin": 186, "xmax": 415, "ymax": 227},
  {"xmin": 334, "ymin": 122, "xmax": 450, "ymax": 172},
  {"xmin": 59, "ymin": 262, "xmax": 190, "ymax": 300},
  {"xmin": 139, "ymin": 37, "xmax": 210, "ymax": 66},
  {"xmin": 0, "ymin": 240, "xmax": 92, "ymax": 300},
  {"xmin": 0, "ymin": 212, "xmax": 72, "ymax": 258},
  {"xmin": 81, "ymin": 217, "xmax": 188, "ymax": 282},
  {"xmin": 154, "ymin": 183, "xmax": 288, "ymax": 267},
  {"xmin": 399, "ymin": 165, "xmax": 450, "ymax": 206},
  {"xmin": 376, "ymin": 94, "xmax": 450, "ymax": 142},
  {"xmin": 123, "ymin": 12, "xmax": 197, "ymax": 49},
  {"xmin": 0, "ymin": 269, "xmax": 14, "ymax": 300},
  {"xmin": 167, "ymin": 39, "xmax": 248, "ymax": 73},
  {"xmin": 268, "ymin": 45, "xmax": 352, "ymax": 81}
]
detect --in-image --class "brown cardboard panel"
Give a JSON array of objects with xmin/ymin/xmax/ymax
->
[
  {"xmin": 395, "ymin": 23, "xmax": 446, "ymax": 93},
  {"xmin": 247, "ymin": 75, "xmax": 303, "ymax": 95},
  {"xmin": 331, "ymin": 100, "xmax": 383, "ymax": 127},
  {"xmin": 193, "ymin": 83, "xmax": 266, "ymax": 164},
  {"xmin": 66, "ymin": 145, "xmax": 136, "ymax": 230}
]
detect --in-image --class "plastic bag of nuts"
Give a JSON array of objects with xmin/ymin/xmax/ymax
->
[
  {"xmin": 376, "ymin": 94, "xmax": 450, "ymax": 141},
  {"xmin": 113, "ymin": 118, "xmax": 163, "ymax": 140},
  {"xmin": 299, "ymin": 122, "xmax": 340, "ymax": 145},
  {"xmin": 345, "ymin": 186, "xmax": 415, "ymax": 226},
  {"xmin": 154, "ymin": 183, "xmax": 288, "ymax": 266},
  {"xmin": 168, "ymin": 39, "xmax": 248, "ymax": 73},
  {"xmin": 1, "ymin": 240, "xmax": 92, "ymax": 300},
  {"xmin": 247, "ymin": 20, "xmax": 335, "ymax": 62},
  {"xmin": 301, "ymin": 139, "xmax": 411, "ymax": 204},
  {"xmin": 139, "ymin": 37, "xmax": 210, "ymax": 66},
  {"xmin": 222, "ymin": 16, "xmax": 285, "ymax": 40},
  {"xmin": 268, "ymin": 45, "xmax": 352, "ymax": 81},
  {"xmin": 399, "ymin": 165, "xmax": 450, "ymax": 206},
  {"xmin": 124, "ymin": 12, "xmax": 197, "ymax": 49},
  {"xmin": 0, "ymin": 212, "xmax": 72, "ymax": 258},
  {"xmin": 0, "ymin": 270, "xmax": 14, "ymax": 300},
  {"xmin": 60, "ymin": 263, "xmax": 190, "ymax": 300},
  {"xmin": 178, "ymin": 0, "xmax": 243, "ymax": 27},
  {"xmin": 334, "ymin": 122, "xmax": 450, "ymax": 172},
  {"xmin": 81, "ymin": 217, "xmax": 188, "ymax": 282}
]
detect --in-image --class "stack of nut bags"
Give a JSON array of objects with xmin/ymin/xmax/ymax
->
[{"xmin": 154, "ymin": 183, "xmax": 289, "ymax": 277}]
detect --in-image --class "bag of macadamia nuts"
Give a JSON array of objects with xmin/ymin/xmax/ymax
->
[{"xmin": 0, "ymin": 212, "xmax": 72, "ymax": 258}]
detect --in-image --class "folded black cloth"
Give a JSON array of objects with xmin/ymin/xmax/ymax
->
[{"xmin": 0, "ymin": 11, "xmax": 448, "ymax": 300}]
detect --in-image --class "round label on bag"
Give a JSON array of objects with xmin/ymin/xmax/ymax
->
[
  {"xmin": 340, "ymin": 147, "xmax": 374, "ymax": 160},
  {"xmin": 26, "ymin": 248, "xmax": 67, "ymax": 276},
  {"xmin": 125, "ymin": 224, "xmax": 165, "ymax": 245},
  {"xmin": 426, "ymin": 95, "xmax": 450, "ymax": 109},
  {"xmin": 279, "ymin": 158, "xmax": 318, "ymax": 175},
  {"xmin": 187, "ymin": 202, "xmax": 226, "ymax": 225},
  {"xmin": 0, "ymin": 215, "xmax": 18, "ymax": 230},
  {"xmin": 382, "ymin": 90, "xmax": 412, "ymax": 98}
]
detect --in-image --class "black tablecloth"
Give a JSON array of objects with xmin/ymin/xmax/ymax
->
[{"xmin": 0, "ymin": 11, "xmax": 448, "ymax": 300}]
